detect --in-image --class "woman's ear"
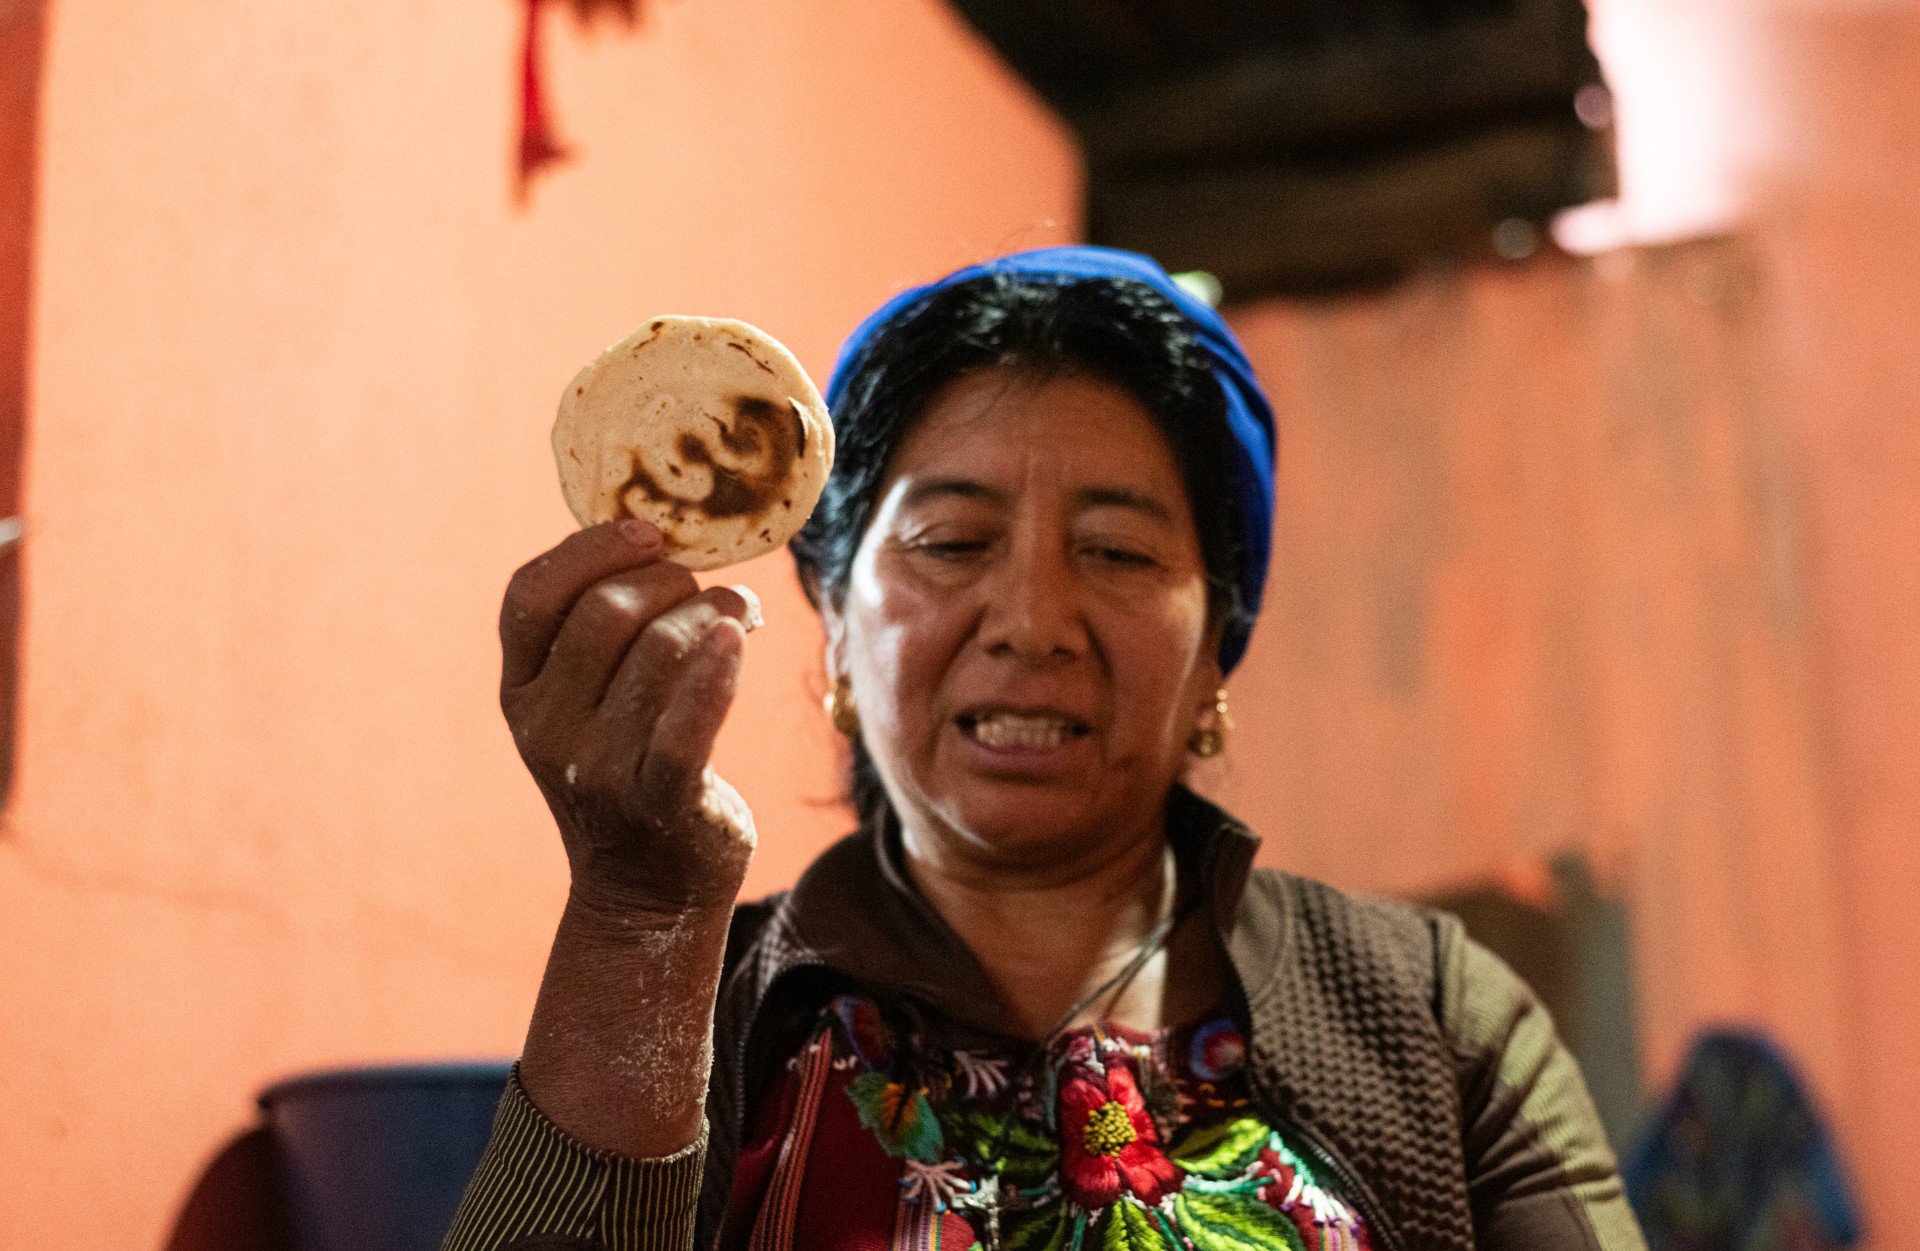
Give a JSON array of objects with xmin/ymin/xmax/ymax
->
[
  {"xmin": 820, "ymin": 601, "xmax": 847, "ymax": 682},
  {"xmin": 1196, "ymin": 620, "xmax": 1227, "ymax": 707}
]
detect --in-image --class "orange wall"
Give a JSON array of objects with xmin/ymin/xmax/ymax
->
[
  {"xmin": 1202, "ymin": 4, "xmax": 1920, "ymax": 1239},
  {"xmin": 1214, "ymin": 236, "xmax": 1859, "ymax": 1203},
  {"xmin": 1759, "ymin": 6, "xmax": 1920, "ymax": 1238},
  {"xmin": 0, "ymin": 2, "xmax": 1072, "ymax": 1246}
]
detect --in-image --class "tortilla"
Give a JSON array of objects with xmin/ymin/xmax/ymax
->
[{"xmin": 552, "ymin": 316, "xmax": 835, "ymax": 570}]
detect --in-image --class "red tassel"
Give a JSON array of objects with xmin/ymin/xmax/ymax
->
[{"xmin": 517, "ymin": 0, "xmax": 569, "ymax": 195}]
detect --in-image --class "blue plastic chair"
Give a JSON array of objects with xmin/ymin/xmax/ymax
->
[{"xmin": 258, "ymin": 1061, "xmax": 514, "ymax": 1251}]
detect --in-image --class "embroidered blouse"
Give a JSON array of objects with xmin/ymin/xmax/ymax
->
[{"xmin": 717, "ymin": 995, "xmax": 1374, "ymax": 1251}]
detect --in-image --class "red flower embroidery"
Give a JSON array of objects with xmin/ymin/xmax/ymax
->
[{"xmin": 1057, "ymin": 1057, "xmax": 1183, "ymax": 1209}]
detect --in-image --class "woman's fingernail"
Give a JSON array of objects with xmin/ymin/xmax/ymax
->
[
  {"xmin": 706, "ymin": 616, "xmax": 747, "ymax": 649},
  {"xmin": 618, "ymin": 518, "xmax": 660, "ymax": 546},
  {"xmin": 731, "ymin": 584, "xmax": 765, "ymax": 633}
]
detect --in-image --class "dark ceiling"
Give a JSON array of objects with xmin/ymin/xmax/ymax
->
[{"xmin": 948, "ymin": 0, "xmax": 1614, "ymax": 301}]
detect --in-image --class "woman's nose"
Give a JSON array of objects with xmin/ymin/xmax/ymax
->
[{"xmin": 978, "ymin": 530, "xmax": 1085, "ymax": 665}]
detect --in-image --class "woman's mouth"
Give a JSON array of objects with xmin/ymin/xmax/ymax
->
[{"xmin": 956, "ymin": 710, "xmax": 1092, "ymax": 750}]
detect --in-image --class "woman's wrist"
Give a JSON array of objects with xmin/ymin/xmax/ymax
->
[
  {"xmin": 521, "ymin": 892, "xmax": 736, "ymax": 1158},
  {"xmin": 559, "ymin": 880, "xmax": 739, "ymax": 944}
]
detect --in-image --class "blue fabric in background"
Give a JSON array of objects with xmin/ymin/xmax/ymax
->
[
  {"xmin": 825, "ymin": 246, "xmax": 1278, "ymax": 675},
  {"xmin": 1624, "ymin": 1028, "xmax": 1863, "ymax": 1251}
]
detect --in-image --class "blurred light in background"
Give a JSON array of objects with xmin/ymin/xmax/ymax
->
[{"xmin": 1557, "ymin": 0, "xmax": 1773, "ymax": 252}]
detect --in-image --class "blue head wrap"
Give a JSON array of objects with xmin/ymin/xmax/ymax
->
[{"xmin": 825, "ymin": 245, "xmax": 1277, "ymax": 673}]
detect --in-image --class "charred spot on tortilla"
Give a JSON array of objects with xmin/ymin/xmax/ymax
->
[{"xmin": 614, "ymin": 396, "xmax": 796, "ymax": 524}]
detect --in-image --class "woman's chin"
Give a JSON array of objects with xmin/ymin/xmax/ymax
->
[
  {"xmin": 894, "ymin": 738, "xmax": 1174, "ymax": 872},
  {"xmin": 923, "ymin": 781, "xmax": 1138, "ymax": 871}
]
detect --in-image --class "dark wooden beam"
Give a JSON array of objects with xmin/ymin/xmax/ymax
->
[
  {"xmin": 1090, "ymin": 115, "xmax": 1613, "ymax": 299},
  {"xmin": 948, "ymin": 0, "xmax": 1614, "ymax": 300},
  {"xmin": 1063, "ymin": 0, "xmax": 1601, "ymax": 168}
]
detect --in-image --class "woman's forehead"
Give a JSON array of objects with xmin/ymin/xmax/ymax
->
[{"xmin": 885, "ymin": 370, "xmax": 1189, "ymax": 502}]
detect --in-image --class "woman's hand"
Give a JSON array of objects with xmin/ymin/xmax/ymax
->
[{"xmin": 499, "ymin": 518, "xmax": 759, "ymax": 923}]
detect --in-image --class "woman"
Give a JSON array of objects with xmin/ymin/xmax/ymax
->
[{"xmin": 444, "ymin": 248, "xmax": 1645, "ymax": 1251}]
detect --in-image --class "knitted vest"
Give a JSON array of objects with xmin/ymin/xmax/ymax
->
[{"xmin": 699, "ymin": 811, "xmax": 1477, "ymax": 1251}]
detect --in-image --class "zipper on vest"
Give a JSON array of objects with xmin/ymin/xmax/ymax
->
[{"xmin": 1248, "ymin": 1067, "xmax": 1407, "ymax": 1251}]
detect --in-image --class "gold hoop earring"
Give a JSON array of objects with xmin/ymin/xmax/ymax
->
[
  {"xmin": 1188, "ymin": 688, "xmax": 1231, "ymax": 759},
  {"xmin": 823, "ymin": 676, "xmax": 860, "ymax": 737}
]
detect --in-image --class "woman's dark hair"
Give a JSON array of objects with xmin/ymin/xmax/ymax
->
[{"xmin": 789, "ymin": 272, "xmax": 1252, "ymax": 827}]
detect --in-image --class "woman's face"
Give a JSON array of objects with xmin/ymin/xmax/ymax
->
[{"xmin": 826, "ymin": 368, "xmax": 1224, "ymax": 876}]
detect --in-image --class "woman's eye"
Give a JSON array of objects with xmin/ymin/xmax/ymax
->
[
  {"xmin": 1084, "ymin": 545, "xmax": 1157, "ymax": 569},
  {"xmin": 917, "ymin": 539, "xmax": 991, "ymax": 560}
]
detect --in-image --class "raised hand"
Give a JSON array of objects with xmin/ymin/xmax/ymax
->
[{"xmin": 499, "ymin": 517, "xmax": 759, "ymax": 920}]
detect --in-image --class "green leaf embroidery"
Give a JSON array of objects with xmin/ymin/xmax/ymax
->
[
  {"xmin": 1173, "ymin": 1190, "xmax": 1309, "ymax": 1251},
  {"xmin": 943, "ymin": 1107, "xmax": 1059, "ymax": 1187},
  {"xmin": 1004, "ymin": 1204, "xmax": 1069, "ymax": 1251},
  {"xmin": 1170, "ymin": 1116, "xmax": 1270, "ymax": 1177},
  {"xmin": 1102, "ymin": 1198, "xmax": 1174, "ymax": 1251}
]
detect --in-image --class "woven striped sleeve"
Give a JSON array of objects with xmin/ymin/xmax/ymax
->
[{"xmin": 440, "ymin": 1068, "xmax": 707, "ymax": 1251}]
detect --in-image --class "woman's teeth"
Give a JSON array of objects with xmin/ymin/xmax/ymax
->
[{"xmin": 965, "ymin": 713, "xmax": 1079, "ymax": 749}]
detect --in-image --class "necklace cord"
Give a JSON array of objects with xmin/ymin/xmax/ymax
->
[{"xmin": 973, "ymin": 850, "xmax": 1181, "ymax": 1217}]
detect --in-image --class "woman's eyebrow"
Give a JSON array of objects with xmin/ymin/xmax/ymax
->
[
  {"xmin": 1074, "ymin": 486, "xmax": 1174, "ymax": 523},
  {"xmin": 896, "ymin": 479, "xmax": 1172, "ymax": 522},
  {"xmin": 898, "ymin": 477, "xmax": 1007, "ymax": 510}
]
